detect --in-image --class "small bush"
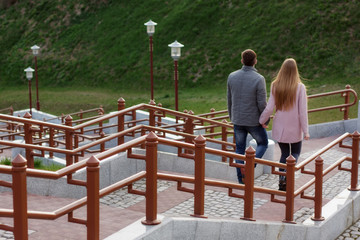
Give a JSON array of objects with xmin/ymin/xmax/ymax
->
[
  {"xmin": 0, "ymin": 157, "xmax": 63, "ymax": 171},
  {"xmin": 0, "ymin": 157, "xmax": 11, "ymax": 165}
]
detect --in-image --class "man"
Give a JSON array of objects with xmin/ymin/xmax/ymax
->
[{"xmin": 227, "ymin": 49, "xmax": 268, "ymax": 184}]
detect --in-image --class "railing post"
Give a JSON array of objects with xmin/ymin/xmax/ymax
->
[
  {"xmin": 23, "ymin": 112, "xmax": 34, "ymax": 168},
  {"xmin": 49, "ymin": 128, "xmax": 55, "ymax": 158},
  {"xmin": 343, "ymin": 85, "xmax": 350, "ymax": 120},
  {"xmin": 192, "ymin": 135, "xmax": 207, "ymax": 218},
  {"xmin": 98, "ymin": 110, "xmax": 104, "ymax": 134},
  {"xmin": 65, "ymin": 115, "xmax": 73, "ymax": 166},
  {"xmin": 74, "ymin": 134, "xmax": 79, "ymax": 163},
  {"xmin": 100, "ymin": 131, "xmax": 105, "ymax": 152},
  {"xmin": 209, "ymin": 108, "xmax": 215, "ymax": 138},
  {"xmin": 149, "ymin": 100, "xmax": 156, "ymax": 127},
  {"xmin": 12, "ymin": 154, "xmax": 28, "ymax": 240},
  {"xmin": 184, "ymin": 111, "xmax": 194, "ymax": 154},
  {"xmin": 221, "ymin": 119, "xmax": 228, "ymax": 162},
  {"xmin": 156, "ymin": 103, "xmax": 163, "ymax": 127},
  {"xmin": 87, "ymin": 156, "xmax": 100, "ymax": 240},
  {"xmin": 142, "ymin": 132, "xmax": 161, "ymax": 225},
  {"xmin": 312, "ymin": 156, "xmax": 325, "ymax": 221},
  {"xmin": 79, "ymin": 109, "xmax": 83, "ymax": 124},
  {"xmin": 349, "ymin": 131, "xmax": 360, "ymax": 191},
  {"xmin": 117, "ymin": 97, "xmax": 125, "ymax": 145},
  {"xmin": 242, "ymin": 146, "xmax": 255, "ymax": 221},
  {"xmin": 283, "ymin": 155, "xmax": 296, "ymax": 223}
]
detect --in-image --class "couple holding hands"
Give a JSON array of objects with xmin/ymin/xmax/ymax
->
[{"xmin": 227, "ymin": 49, "xmax": 310, "ymax": 191}]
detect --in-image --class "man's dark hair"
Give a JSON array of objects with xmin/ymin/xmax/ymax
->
[{"xmin": 241, "ymin": 49, "xmax": 257, "ymax": 66}]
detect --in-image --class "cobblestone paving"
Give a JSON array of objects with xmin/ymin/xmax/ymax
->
[
  {"xmin": 163, "ymin": 189, "xmax": 267, "ymax": 218},
  {"xmin": 0, "ymin": 229, "xmax": 35, "ymax": 240},
  {"xmin": 100, "ymin": 179, "xmax": 174, "ymax": 208},
  {"xmin": 336, "ymin": 220, "xmax": 360, "ymax": 240}
]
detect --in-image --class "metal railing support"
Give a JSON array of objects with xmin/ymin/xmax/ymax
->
[
  {"xmin": 343, "ymin": 85, "xmax": 350, "ymax": 120},
  {"xmin": 74, "ymin": 134, "xmax": 79, "ymax": 163},
  {"xmin": 117, "ymin": 97, "xmax": 125, "ymax": 145},
  {"xmin": 184, "ymin": 111, "xmax": 194, "ymax": 154},
  {"xmin": 209, "ymin": 108, "xmax": 215, "ymax": 137},
  {"xmin": 65, "ymin": 115, "xmax": 73, "ymax": 166},
  {"xmin": 49, "ymin": 128, "xmax": 55, "ymax": 158},
  {"xmin": 349, "ymin": 131, "xmax": 360, "ymax": 191},
  {"xmin": 12, "ymin": 154, "xmax": 28, "ymax": 240},
  {"xmin": 86, "ymin": 156, "xmax": 100, "ymax": 240},
  {"xmin": 312, "ymin": 156, "xmax": 325, "ymax": 221},
  {"xmin": 221, "ymin": 119, "xmax": 228, "ymax": 162},
  {"xmin": 142, "ymin": 132, "xmax": 161, "ymax": 225},
  {"xmin": 23, "ymin": 112, "xmax": 34, "ymax": 168},
  {"xmin": 78, "ymin": 109, "xmax": 83, "ymax": 123},
  {"xmin": 100, "ymin": 131, "xmax": 105, "ymax": 152},
  {"xmin": 283, "ymin": 155, "xmax": 296, "ymax": 223},
  {"xmin": 192, "ymin": 135, "xmax": 207, "ymax": 218},
  {"xmin": 149, "ymin": 100, "xmax": 156, "ymax": 127},
  {"xmin": 242, "ymin": 146, "xmax": 255, "ymax": 221}
]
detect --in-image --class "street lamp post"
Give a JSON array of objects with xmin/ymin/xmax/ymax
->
[
  {"xmin": 168, "ymin": 40, "xmax": 184, "ymax": 112},
  {"xmin": 144, "ymin": 20, "xmax": 157, "ymax": 101},
  {"xmin": 31, "ymin": 45, "xmax": 40, "ymax": 111},
  {"xmin": 24, "ymin": 67, "xmax": 35, "ymax": 115}
]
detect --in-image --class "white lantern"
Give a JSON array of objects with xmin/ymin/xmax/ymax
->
[
  {"xmin": 168, "ymin": 40, "xmax": 184, "ymax": 60},
  {"xmin": 31, "ymin": 45, "xmax": 40, "ymax": 56},
  {"xmin": 24, "ymin": 67, "xmax": 35, "ymax": 80},
  {"xmin": 144, "ymin": 20, "xmax": 157, "ymax": 36}
]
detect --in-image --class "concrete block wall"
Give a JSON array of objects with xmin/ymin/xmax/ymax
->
[
  {"xmin": 0, "ymin": 148, "xmax": 254, "ymax": 198},
  {"xmin": 106, "ymin": 189, "xmax": 360, "ymax": 240},
  {"xmin": 14, "ymin": 109, "xmax": 61, "ymax": 124}
]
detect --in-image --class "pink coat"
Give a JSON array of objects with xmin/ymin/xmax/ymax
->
[{"xmin": 259, "ymin": 83, "xmax": 309, "ymax": 143}]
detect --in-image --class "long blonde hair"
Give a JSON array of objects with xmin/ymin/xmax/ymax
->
[{"xmin": 271, "ymin": 58, "xmax": 302, "ymax": 111}]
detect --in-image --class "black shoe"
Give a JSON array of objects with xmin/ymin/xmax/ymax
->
[
  {"xmin": 279, "ymin": 180, "xmax": 286, "ymax": 191},
  {"xmin": 238, "ymin": 177, "xmax": 245, "ymax": 184}
]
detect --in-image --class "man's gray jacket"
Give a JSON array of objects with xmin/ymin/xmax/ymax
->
[{"xmin": 227, "ymin": 65, "xmax": 267, "ymax": 126}]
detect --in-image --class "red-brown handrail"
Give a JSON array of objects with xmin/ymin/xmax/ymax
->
[
  {"xmin": 0, "ymin": 130, "xmax": 358, "ymax": 238},
  {"xmin": 195, "ymin": 85, "xmax": 358, "ymax": 125},
  {"xmin": 43, "ymin": 106, "xmax": 104, "ymax": 123},
  {"xmin": 0, "ymin": 106, "xmax": 13, "ymax": 115},
  {"xmin": 307, "ymin": 85, "xmax": 357, "ymax": 120},
  {"xmin": 0, "ymin": 86, "xmax": 358, "ymax": 238}
]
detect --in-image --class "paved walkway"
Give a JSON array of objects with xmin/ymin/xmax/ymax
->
[{"xmin": 0, "ymin": 135, "xmax": 359, "ymax": 239}]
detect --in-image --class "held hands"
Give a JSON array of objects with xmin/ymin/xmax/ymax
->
[
  {"xmin": 261, "ymin": 123, "xmax": 268, "ymax": 129},
  {"xmin": 304, "ymin": 133, "xmax": 310, "ymax": 140}
]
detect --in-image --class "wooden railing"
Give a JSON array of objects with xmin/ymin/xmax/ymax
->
[
  {"xmin": 0, "ymin": 106, "xmax": 13, "ymax": 115},
  {"xmin": 192, "ymin": 85, "xmax": 358, "ymax": 138},
  {"xmin": 0, "ymin": 129, "xmax": 359, "ymax": 239},
  {"xmin": 0, "ymin": 85, "xmax": 357, "ymax": 163},
  {"xmin": 43, "ymin": 106, "xmax": 104, "ymax": 124},
  {"xmin": 0, "ymin": 86, "xmax": 358, "ymax": 239},
  {"xmin": 307, "ymin": 85, "xmax": 357, "ymax": 120}
]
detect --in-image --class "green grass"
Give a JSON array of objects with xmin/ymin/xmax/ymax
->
[
  {"xmin": 0, "ymin": 1, "xmax": 359, "ymax": 125},
  {"xmin": 0, "ymin": 158, "xmax": 11, "ymax": 166},
  {"xmin": 33, "ymin": 159, "xmax": 63, "ymax": 171},
  {"xmin": 0, "ymin": 157, "xmax": 63, "ymax": 171},
  {"xmin": 0, "ymin": 83, "xmax": 358, "ymax": 125},
  {"xmin": 0, "ymin": 1, "xmax": 359, "ymax": 91}
]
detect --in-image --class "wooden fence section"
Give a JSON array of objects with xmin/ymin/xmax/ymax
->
[
  {"xmin": 0, "ymin": 85, "xmax": 357, "ymax": 239},
  {"xmin": 0, "ymin": 130, "xmax": 358, "ymax": 239}
]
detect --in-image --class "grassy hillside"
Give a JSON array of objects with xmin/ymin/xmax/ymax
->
[
  {"xmin": 0, "ymin": 0, "xmax": 359, "ymax": 117},
  {"xmin": 1, "ymin": 1, "xmax": 359, "ymax": 87}
]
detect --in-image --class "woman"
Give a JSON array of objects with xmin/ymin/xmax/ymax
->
[{"xmin": 259, "ymin": 58, "xmax": 310, "ymax": 191}]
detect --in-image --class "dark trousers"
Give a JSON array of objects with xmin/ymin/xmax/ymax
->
[{"xmin": 278, "ymin": 141, "xmax": 302, "ymax": 180}]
